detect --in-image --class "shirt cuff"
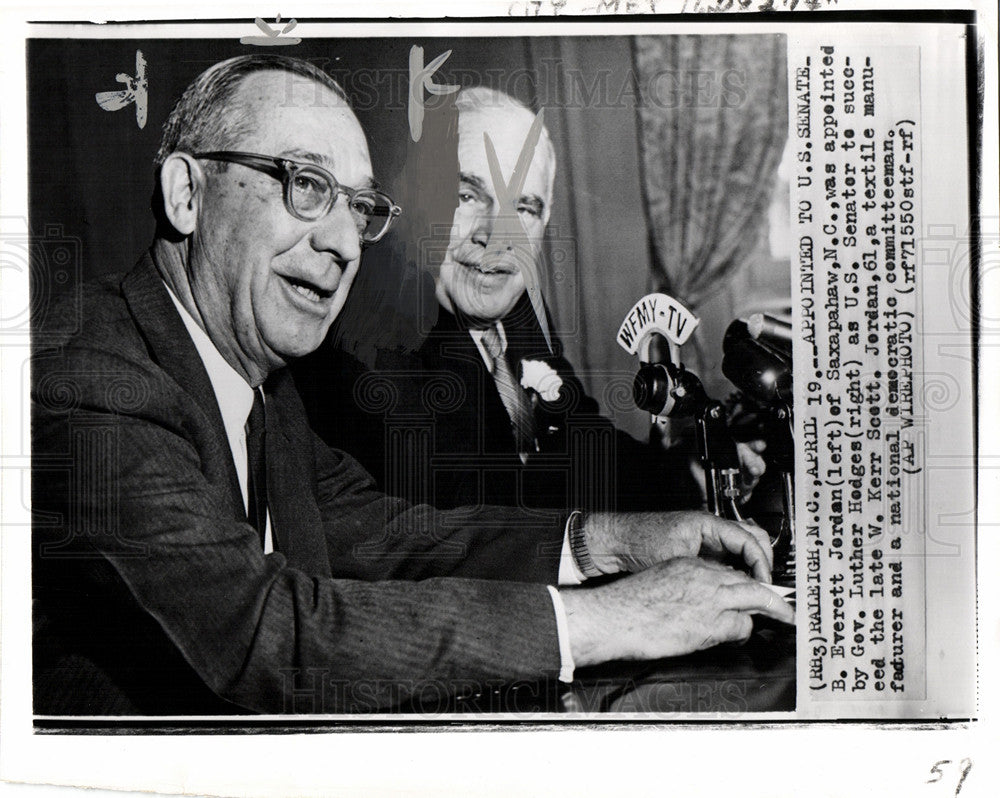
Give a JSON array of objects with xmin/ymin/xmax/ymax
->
[
  {"xmin": 558, "ymin": 516, "xmax": 586, "ymax": 585},
  {"xmin": 546, "ymin": 585, "xmax": 576, "ymax": 684}
]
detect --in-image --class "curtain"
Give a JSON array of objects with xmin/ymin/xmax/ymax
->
[
  {"xmin": 528, "ymin": 35, "xmax": 788, "ymax": 440},
  {"xmin": 633, "ymin": 34, "xmax": 788, "ymax": 311}
]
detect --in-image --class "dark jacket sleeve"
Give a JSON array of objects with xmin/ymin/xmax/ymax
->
[
  {"xmin": 312, "ymin": 437, "xmax": 566, "ymax": 583},
  {"xmin": 32, "ymin": 344, "xmax": 563, "ymax": 714}
]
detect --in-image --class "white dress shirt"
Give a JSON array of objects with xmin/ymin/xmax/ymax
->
[{"xmin": 164, "ymin": 286, "xmax": 274, "ymax": 553}]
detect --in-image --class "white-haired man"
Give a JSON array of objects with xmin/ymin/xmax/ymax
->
[{"xmin": 314, "ymin": 87, "xmax": 762, "ymax": 514}]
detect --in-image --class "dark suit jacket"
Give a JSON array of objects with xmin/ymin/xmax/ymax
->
[
  {"xmin": 31, "ymin": 255, "xmax": 565, "ymax": 715},
  {"xmin": 296, "ymin": 294, "xmax": 701, "ymax": 514}
]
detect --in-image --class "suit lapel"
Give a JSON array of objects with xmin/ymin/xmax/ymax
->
[
  {"xmin": 121, "ymin": 254, "xmax": 332, "ymax": 575},
  {"xmin": 262, "ymin": 372, "xmax": 332, "ymax": 577},
  {"xmin": 121, "ymin": 254, "xmax": 246, "ymax": 523},
  {"xmin": 425, "ymin": 311, "xmax": 518, "ymax": 456},
  {"xmin": 502, "ymin": 292, "xmax": 556, "ymax": 366}
]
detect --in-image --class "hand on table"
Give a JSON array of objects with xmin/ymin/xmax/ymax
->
[
  {"xmin": 561, "ymin": 557, "xmax": 795, "ymax": 668},
  {"xmin": 580, "ymin": 510, "xmax": 774, "ymax": 583}
]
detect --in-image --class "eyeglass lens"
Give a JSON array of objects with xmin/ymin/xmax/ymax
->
[{"xmin": 288, "ymin": 166, "xmax": 394, "ymax": 241}]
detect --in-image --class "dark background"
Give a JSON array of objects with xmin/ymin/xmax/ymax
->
[
  {"xmin": 28, "ymin": 36, "xmax": 537, "ymax": 295},
  {"xmin": 29, "ymin": 34, "xmax": 789, "ymax": 439}
]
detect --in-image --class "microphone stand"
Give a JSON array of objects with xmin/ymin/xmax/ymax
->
[
  {"xmin": 697, "ymin": 400, "xmax": 744, "ymax": 522},
  {"xmin": 632, "ymin": 352, "xmax": 745, "ymax": 523},
  {"xmin": 771, "ymin": 402, "xmax": 796, "ymax": 581}
]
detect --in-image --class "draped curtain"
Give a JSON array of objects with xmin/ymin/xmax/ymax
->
[
  {"xmin": 527, "ymin": 36, "xmax": 655, "ymax": 440},
  {"xmin": 632, "ymin": 35, "xmax": 788, "ymax": 397}
]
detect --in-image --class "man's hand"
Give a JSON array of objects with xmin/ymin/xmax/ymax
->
[
  {"xmin": 736, "ymin": 439, "xmax": 767, "ymax": 500},
  {"xmin": 560, "ymin": 557, "xmax": 794, "ymax": 668},
  {"xmin": 689, "ymin": 440, "xmax": 768, "ymax": 504},
  {"xmin": 580, "ymin": 510, "xmax": 774, "ymax": 582}
]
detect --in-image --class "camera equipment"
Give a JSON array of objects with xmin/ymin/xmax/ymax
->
[
  {"xmin": 618, "ymin": 294, "xmax": 745, "ymax": 522},
  {"xmin": 721, "ymin": 316, "xmax": 796, "ymax": 578}
]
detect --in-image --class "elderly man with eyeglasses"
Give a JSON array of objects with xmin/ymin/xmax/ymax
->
[{"xmin": 32, "ymin": 54, "xmax": 791, "ymax": 716}]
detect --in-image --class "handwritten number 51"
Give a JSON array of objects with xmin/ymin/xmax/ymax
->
[{"xmin": 927, "ymin": 758, "xmax": 973, "ymax": 796}]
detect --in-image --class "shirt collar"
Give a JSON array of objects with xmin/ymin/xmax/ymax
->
[
  {"xmin": 469, "ymin": 321, "xmax": 508, "ymax": 374},
  {"xmin": 163, "ymin": 283, "xmax": 256, "ymax": 437},
  {"xmin": 469, "ymin": 320, "xmax": 508, "ymax": 364}
]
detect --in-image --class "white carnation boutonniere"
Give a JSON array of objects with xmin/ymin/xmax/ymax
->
[{"xmin": 520, "ymin": 359, "xmax": 563, "ymax": 403}]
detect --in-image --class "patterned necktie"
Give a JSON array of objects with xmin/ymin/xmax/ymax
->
[
  {"xmin": 480, "ymin": 325, "xmax": 535, "ymax": 457},
  {"xmin": 245, "ymin": 388, "xmax": 267, "ymax": 548}
]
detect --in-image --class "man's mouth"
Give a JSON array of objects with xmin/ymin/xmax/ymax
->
[
  {"xmin": 458, "ymin": 259, "xmax": 515, "ymax": 276},
  {"xmin": 281, "ymin": 274, "xmax": 335, "ymax": 304}
]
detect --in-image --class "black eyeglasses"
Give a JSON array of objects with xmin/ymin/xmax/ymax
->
[{"xmin": 194, "ymin": 151, "xmax": 402, "ymax": 244}]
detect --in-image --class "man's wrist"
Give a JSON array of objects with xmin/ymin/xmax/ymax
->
[
  {"xmin": 559, "ymin": 586, "xmax": 616, "ymax": 668},
  {"xmin": 568, "ymin": 510, "xmax": 604, "ymax": 579},
  {"xmin": 572, "ymin": 511, "xmax": 628, "ymax": 575}
]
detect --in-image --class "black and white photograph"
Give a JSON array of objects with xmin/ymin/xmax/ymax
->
[
  {"xmin": 0, "ymin": 3, "xmax": 993, "ymax": 796},
  {"xmin": 25, "ymin": 29, "xmax": 799, "ymax": 719}
]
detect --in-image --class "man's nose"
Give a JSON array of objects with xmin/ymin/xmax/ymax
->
[
  {"xmin": 469, "ymin": 205, "xmax": 496, "ymax": 248},
  {"xmin": 309, "ymin": 196, "xmax": 363, "ymax": 264}
]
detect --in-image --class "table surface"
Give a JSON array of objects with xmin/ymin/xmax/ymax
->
[
  {"xmin": 561, "ymin": 618, "xmax": 796, "ymax": 714},
  {"xmin": 426, "ymin": 618, "xmax": 796, "ymax": 716}
]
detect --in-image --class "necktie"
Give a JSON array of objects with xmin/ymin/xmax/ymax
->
[
  {"xmin": 480, "ymin": 325, "xmax": 536, "ymax": 457},
  {"xmin": 245, "ymin": 388, "xmax": 267, "ymax": 547}
]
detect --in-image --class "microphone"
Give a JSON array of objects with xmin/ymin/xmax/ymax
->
[
  {"xmin": 746, "ymin": 313, "xmax": 793, "ymax": 363},
  {"xmin": 633, "ymin": 361, "xmax": 708, "ymax": 418},
  {"xmin": 722, "ymin": 321, "xmax": 792, "ymax": 407}
]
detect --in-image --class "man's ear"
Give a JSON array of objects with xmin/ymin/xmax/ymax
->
[{"xmin": 159, "ymin": 153, "xmax": 203, "ymax": 236}]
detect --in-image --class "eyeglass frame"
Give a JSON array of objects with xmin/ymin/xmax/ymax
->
[{"xmin": 193, "ymin": 150, "xmax": 402, "ymax": 244}]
